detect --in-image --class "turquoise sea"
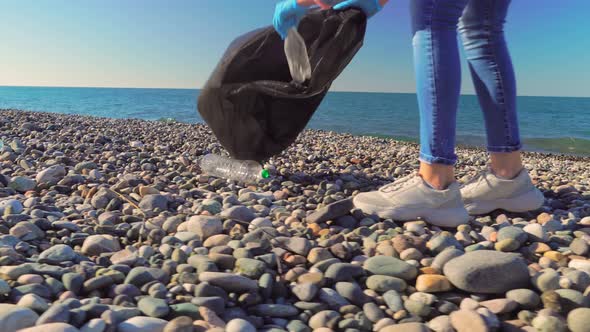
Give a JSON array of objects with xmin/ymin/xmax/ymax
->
[{"xmin": 1, "ymin": 86, "xmax": 589, "ymax": 156}]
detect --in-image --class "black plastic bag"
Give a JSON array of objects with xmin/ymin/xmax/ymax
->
[{"xmin": 197, "ymin": 9, "xmax": 367, "ymax": 161}]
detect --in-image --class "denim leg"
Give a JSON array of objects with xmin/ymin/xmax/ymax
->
[
  {"xmin": 411, "ymin": 0, "xmax": 470, "ymax": 165},
  {"xmin": 459, "ymin": 0, "xmax": 521, "ymax": 153}
]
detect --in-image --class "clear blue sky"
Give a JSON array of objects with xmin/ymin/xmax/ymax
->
[{"xmin": 1, "ymin": 0, "xmax": 588, "ymax": 97}]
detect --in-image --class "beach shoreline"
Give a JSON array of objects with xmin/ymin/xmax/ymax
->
[{"xmin": 1, "ymin": 108, "xmax": 590, "ymax": 331}]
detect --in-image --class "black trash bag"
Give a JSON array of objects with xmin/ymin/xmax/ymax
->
[{"xmin": 197, "ymin": 9, "xmax": 367, "ymax": 161}]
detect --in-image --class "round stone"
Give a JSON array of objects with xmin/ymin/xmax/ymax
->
[
  {"xmin": 531, "ymin": 315, "xmax": 566, "ymax": 332},
  {"xmin": 567, "ymin": 308, "xmax": 590, "ymax": 332},
  {"xmin": 226, "ymin": 318, "xmax": 256, "ymax": 332},
  {"xmin": 118, "ymin": 317, "xmax": 168, "ymax": 332},
  {"xmin": 415, "ymin": 274, "xmax": 453, "ymax": 293},
  {"xmin": 506, "ymin": 288, "xmax": 541, "ymax": 309},
  {"xmin": 138, "ymin": 297, "xmax": 170, "ymax": 318},
  {"xmin": 366, "ymin": 275, "xmax": 407, "ymax": 292},
  {"xmin": 570, "ymin": 238, "xmax": 589, "ymax": 256},
  {"xmin": 363, "ymin": 256, "xmax": 418, "ymax": 280},
  {"xmin": 443, "ymin": 250, "xmax": 529, "ymax": 294},
  {"xmin": 450, "ymin": 309, "xmax": 488, "ymax": 332},
  {"xmin": 0, "ymin": 304, "xmax": 39, "ymax": 331},
  {"xmin": 39, "ymin": 244, "xmax": 76, "ymax": 262}
]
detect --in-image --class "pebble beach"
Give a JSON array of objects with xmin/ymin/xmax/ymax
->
[{"xmin": 1, "ymin": 108, "xmax": 590, "ymax": 332}]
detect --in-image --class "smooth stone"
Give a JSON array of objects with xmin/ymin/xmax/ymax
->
[
  {"xmin": 427, "ymin": 315, "xmax": 454, "ymax": 332},
  {"xmin": 191, "ymin": 296, "xmax": 225, "ymax": 314},
  {"xmin": 168, "ymin": 303, "xmax": 201, "ymax": 320},
  {"xmin": 415, "ymin": 275, "xmax": 452, "ymax": 293},
  {"xmin": 497, "ymin": 226, "xmax": 528, "ymax": 245},
  {"xmin": 308, "ymin": 310, "xmax": 341, "ymax": 329},
  {"xmin": 0, "ymin": 279, "xmax": 10, "ymax": 295},
  {"xmin": 10, "ymin": 176, "xmax": 36, "ymax": 192},
  {"xmin": 10, "ymin": 221, "xmax": 44, "ymax": 240},
  {"xmin": 0, "ymin": 304, "xmax": 39, "ymax": 331},
  {"xmin": 479, "ymin": 298, "xmax": 519, "ymax": 314},
  {"xmin": 292, "ymin": 283, "xmax": 318, "ymax": 302},
  {"xmin": 570, "ymin": 260, "xmax": 590, "ymax": 275},
  {"xmin": 449, "ymin": 309, "xmax": 489, "ymax": 332},
  {"xmin": 524, "ymin": 223, "xmax": 548, "ymax": 242},
  {"xmin": 443, "ymin": 250, "xmax": 529, "ymax": 294},
  {"xmin": 251, "ymin": 304, "xmax": 299, "ymax": 317},
  {"xmin": 383, "ymin": 290, "xmax": 404, "ymax": 312},
  {"xmin": 186, "ymin": 216, "xmax": 222, "ymax": 240},
  {"xmin": 37, "ymin": 303, "xmax": 70, "ymax": 325},
  {"xmin": 18, "ymin": 323, "xmax": 79, "ymax": 332},
  {"xmin": 39, "ymin": 244, "xmax": 76, "ymax": 262},
  {"xmin": 318, "ymin": 288, "xmax": 350, "ymax": 308},
  {"xmin": 36, "ymin": 165, "xmax": 66, "ymax": 187},
  {"xmin": 531, "ymin": 315, "xmax": 566, "ymax": 332},
  {"xmin": 431, "ymin": 248, "xmax": 463, "ymax": 271},
  {"xmin": 324, "ymin": 263, "xmax": 365, "ymax": 282},
  {"xmin": 366, "ymin": 275, "xmax": 406, "ymax": 292},
  {"xmin": 81, "ymin": 235, "xmax": 121, "ymax": 256},
  {"xmin": 80, "ymin": 318, "xmax": 107, "ymax": 332},
  {"xmin": 138, "ymin": 297, "xmax": 169, "ymax": 318},
  {"xmin": 379, "ymin": 322, "xmax": 430, "ymax": 332},
  {"xmin": 235, "ymin": 258, "xmax": 266, "ymax": 279},
  {"xmin": 198, "ymin": 272, "xmax": 258, "ymax": 292},
  {"xmin": 0, "ymin": 199, "xmax": 24, "ymax": 215},
  {"xmin": 534, "ymin": 269, "xmax": 560, "ymax": 292},
  {"xmin": 306, "ymin": 198, "xmax": 353, "ymax": 224},
  {"xmin": 567, "ymin": 308, "xmax": 590, "ymax": 332},
  {"xmin": 555, "ymin": 289, "xmax": 590, "ymax": 312},
  {"xmin": 566, "ymin": 270, "xmax": 590, "ymax": 292},
  {"xmin": 274, "ymin": 236, "xmax": 312, "ymax": 256},
  {"xmin": 363, "ymin": 256, "xmax": 418, "ymax": 280},
  {"xmin": 125, "ymin": 267, "xmax": 170, "ymax": 287},
  {"xmin": 495, "ymin": 239, "xmax": 521, "ymax": 252},
  {"xmin": 17, "ymin": 294, "xmax": 49, "ymax": 313},
  {"xmin": 427, "ymin": 232, "xmax": 463, "ymax": 255},
  {"xmin": 139, "ymin": 194, "xmax": 168, "ymax": 211},
  {"xmin": 118, "ymin": 316, "xmax": 167, "ymax": 332},
  {"xmin": 363, "ymin": 302, "xmax": 384, "ymax": 322},
  {"xmin": 571, "ymin": 238, "xmax": 589, "ymax": 256},
  {"xmin": 226, "ymin": 318, "xmax": 256, "ymax": 332},
  {"xmin": 404, "ymin": 299, "xmax": 431, "ymax": 317},
  {"xmin": 163, "ymin": 316, "xmax": 194, "ymax": 332},
  {"xmin": 62, "ymin": 273, "xmax": 84, "ymax": 294},
  {"xmin": 220, "ymin": 206, "xmax": 256, "ymax": 222},
  {"xmin": 506, "ymin": 288, "xmax": 541, "ymax": 309},
  {"xmin": 334, "ymin": 282, "xmax": 367, "ymax": 306}
]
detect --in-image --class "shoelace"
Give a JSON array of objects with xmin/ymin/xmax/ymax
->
[
  {"xmin": 461, "ymin": 167, "xmax": 492, "ymax": 189},
  {"xmin": 380, "ymin": 173, "xmax": 417, "ymax": 193}
]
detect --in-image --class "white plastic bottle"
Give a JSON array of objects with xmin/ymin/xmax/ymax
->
[
  {"xmin": 284, "ymin": 27, "xmax": 312, "ymax": 84},
  {"xmin": 199, "ymin": 154, "xmax": 270, "ymax": 183}
]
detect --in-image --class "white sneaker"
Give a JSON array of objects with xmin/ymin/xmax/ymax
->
[
  {"xmin": 353, "ymin": 174, "xmax": 469, "ymax": 228},
  {"xmin": 460, "ymin": 168, "xmax": 545, "ymax": 215}
]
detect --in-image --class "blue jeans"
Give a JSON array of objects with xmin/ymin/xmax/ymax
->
[{"xmin": 412, "ymin": 0, "xmax": 521, "ymax": 165}]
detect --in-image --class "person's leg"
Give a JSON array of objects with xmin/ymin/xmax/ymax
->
[
  {"xmin": 411, "ymin": 0, "xmax": 470, "ymax": 189},
  {"xmin": 459, "ymin": 0, "xmax": 544, "ymax": 215},
  {"xmin": 458, "ymin": 0, "xmax": 523, "ymax": 179}
]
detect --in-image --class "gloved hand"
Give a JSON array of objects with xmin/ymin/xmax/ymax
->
[
  {"xmin": 273, "ymin": 0, "xmax": 309, "ymax": 40},
  {"xmin": 333, "ymin": 0, "xmax": 383, "ymax": 18}
]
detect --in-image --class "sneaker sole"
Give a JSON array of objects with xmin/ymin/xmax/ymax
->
[
  {"xmin": 353, "ymin": 196, "xmax": 469, "ymax": 228},
  {"xmin": 464, "ymin": 187, "xmax": 545, "ymax": 215}
]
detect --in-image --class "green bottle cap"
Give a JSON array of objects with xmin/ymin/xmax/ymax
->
[{"xmin": 261, "ymin": 169, "xmax": 270, "ymax": 179}]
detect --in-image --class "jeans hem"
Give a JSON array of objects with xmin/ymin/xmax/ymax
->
[
  {"xmin": 487, "ymin": 144, "xmax": 522, "ymax": 153},
  {"xmin": 419, "ymin": 152, "xmax": 456, "ymax": 166}
]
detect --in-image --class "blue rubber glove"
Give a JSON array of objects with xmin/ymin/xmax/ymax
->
[
  {"xmin": 273, "ymin": 0, "xmax": 309, "ymax": 40},
  {"xmin": 333, "ymin": 0, "xmax": 382, "ymax": 18}
]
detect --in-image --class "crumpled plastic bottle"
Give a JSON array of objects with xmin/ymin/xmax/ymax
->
[{"xmin": 285, "ymin": 27, "xmax": 312, "ymax": 84}]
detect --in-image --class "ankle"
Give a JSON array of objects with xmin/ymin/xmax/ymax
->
[
  {"xmin": 491, "ymin": 167, "xmax": 523, "ymax": 180},
  {"xmin": 419, "ymin": 173, "xmax": 454, "ymax": 190}
]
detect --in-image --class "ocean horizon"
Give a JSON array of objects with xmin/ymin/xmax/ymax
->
[{"xmin": 1, "ymin": 85, "xmax": 589, "ymax": 156}]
